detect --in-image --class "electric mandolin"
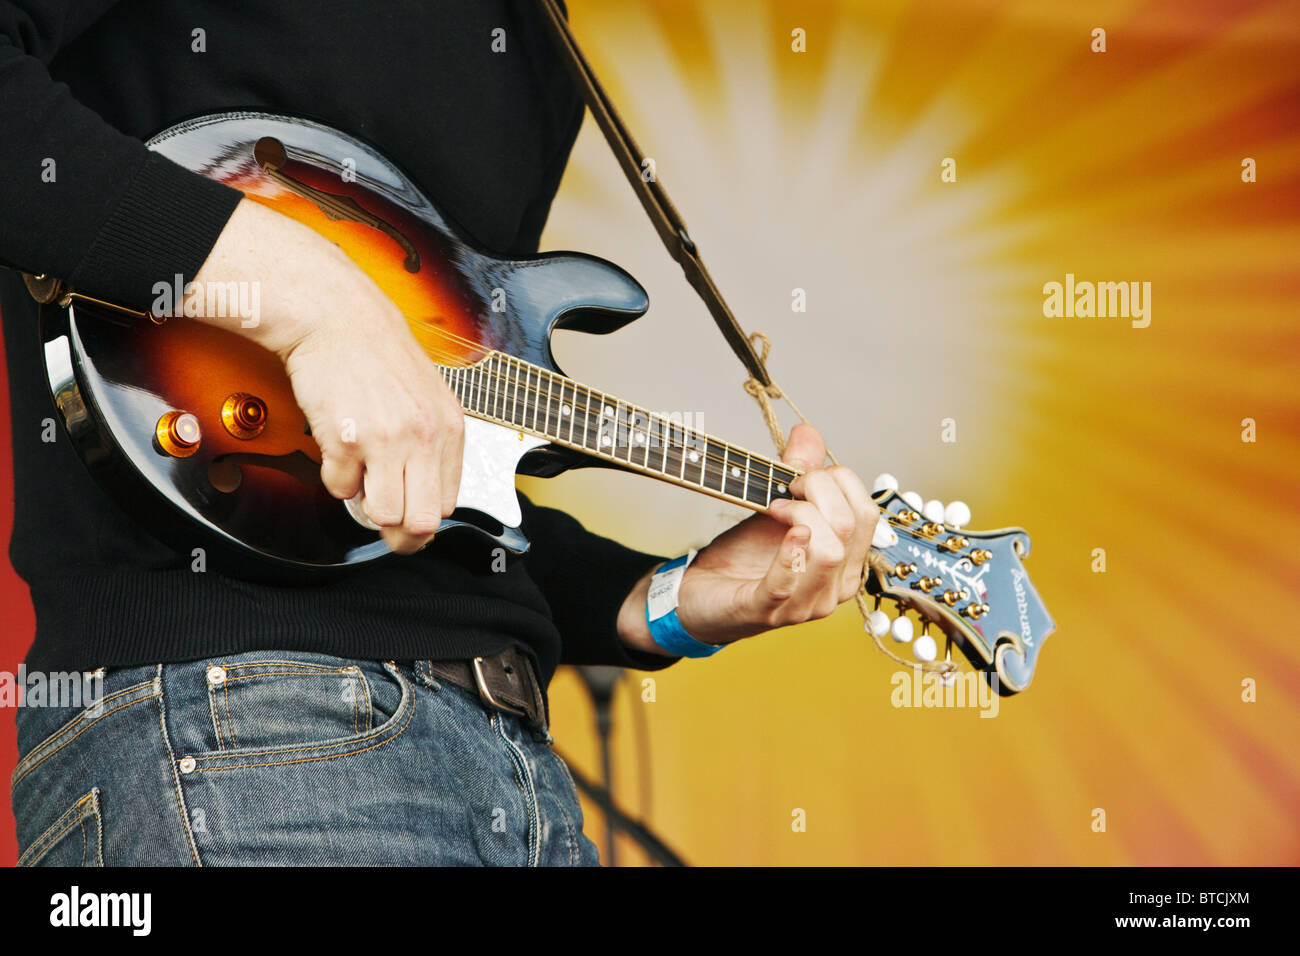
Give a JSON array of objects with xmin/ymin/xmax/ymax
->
[{"xmin": 29, "ymin": 112, "xmax": 1054, "ymax": 691}]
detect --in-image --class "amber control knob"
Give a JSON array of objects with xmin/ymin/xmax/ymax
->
[
  {"xmin": 156, "ymin": 411, "xmax": 202, "ymax": 457},
  {"xmin": 221, "ymin": 393, "xmax": 268, "ymax": 439}
]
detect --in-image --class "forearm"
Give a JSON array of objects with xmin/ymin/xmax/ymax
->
[{"xmin": 615, "ymin": 561, "xmax": 674, "ymax": 658}]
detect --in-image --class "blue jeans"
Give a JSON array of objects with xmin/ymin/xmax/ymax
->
[{"xmin": 11, "ymin": 650, "xmax": 599, "ymax": 866}]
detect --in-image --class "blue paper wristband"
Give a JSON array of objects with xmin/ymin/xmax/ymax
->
[{"xmin": 646, "ymin": 554, "xmax": 724, "ymax": 658}]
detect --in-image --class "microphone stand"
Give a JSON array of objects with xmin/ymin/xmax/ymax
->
[{"xmin": 571, "ymin": 665, "xmax": 686, "ymax": 867}]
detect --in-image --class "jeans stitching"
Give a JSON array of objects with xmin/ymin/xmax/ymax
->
[
  {"xmin": 223, "ymin": 676, "xmax": 238, "ymax": 749},
  {"xmin": 549, "ymin": 750, "xmax": 581, "ymax": 866},
  {"xmin": 207, "ymin": 677, "xmax": 228, "ymax": 751},
  {"xmin": 10, "ymin": 680, "xmax": 158, "ymax": 786},
  {"xmin": 17, "ymin": 788, "xmax": 100, "ymax": 867},
  {"xmin": 11, "ymin": 688, "xmax": 160, "ymax": 789},
  {"xmin": 185, "ymin": 663, "xmax": 415, "ymax": 771},
  {"xmin": 494, "ymin": 715, "xmax": 541, "ymax": 867},
  {"xmin": 154, "ymin": 672, "xmax": 203, "ymax": 867}
]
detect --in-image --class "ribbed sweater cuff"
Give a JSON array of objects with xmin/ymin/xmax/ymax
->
[{"xmin": 67, "ymin": 151, "xmax": 243, "ymax": 312}]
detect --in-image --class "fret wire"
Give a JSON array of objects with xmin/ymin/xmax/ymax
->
[
  {"xmin": 624, "ymin": 403, "xmax": 635, "ymax": 462},
  {"xmin": 544, "ymin": 370, "xmax": 554, "ymax": 438},
  {"xmin": 659, "ymin": 414, "xmax": 670, "ymax": 475},
  {"xmin": 566, "ymin": 380, "xmax": 576, "ymax": 444},
  {"xmin": 458, "ymin": 354, "xmax": 803, "ymax": 504}
]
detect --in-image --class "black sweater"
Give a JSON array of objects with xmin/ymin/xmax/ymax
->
[{"xmin": 0, "ymin": 0, "xmax": 673, "ymax": 683}]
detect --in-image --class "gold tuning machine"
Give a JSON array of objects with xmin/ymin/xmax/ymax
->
[
  {"xmin": 970, "ymin": 549, "xmax": 993, "ymax": 565},
  {"xmin": 917, "ymin": 576, "xmax": 942, "ymax": 592},
  {"xmin": 961, "ymin": 602, "xmax": 990, "ymax": 620},
  {"xmin": 892, "ymin": 562, "xmax": 918, "ymax": 578},
  {"xmin": 940, "ymin": 588, "xmax": 970, "ymax": 607},
  {"xmin": 940, "ymin": 536, "xmax": 970, "ymax": 553}
]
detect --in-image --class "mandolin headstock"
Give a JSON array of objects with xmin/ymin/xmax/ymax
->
[{"xmin": 864, "ymin": 485, "xmax": 1055, "ymax": 694}]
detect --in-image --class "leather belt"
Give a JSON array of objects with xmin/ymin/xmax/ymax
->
[{"xmin": 429, "ymin": 646, "xmax": 548, "ymax": 732}]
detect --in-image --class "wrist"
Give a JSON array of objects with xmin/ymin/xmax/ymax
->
[{"xmin": 644, "ymin": 552, "xmax": 725, "ymax": 658}]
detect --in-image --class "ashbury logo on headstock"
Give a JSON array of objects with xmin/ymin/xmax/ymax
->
[
  {"xmin": 868, "ymin": 489, "xmax": 1055, "ymax": 694},
  {"xmin": 1010, "ymin": 567, "xmax": 1034, "ymax": 646}
]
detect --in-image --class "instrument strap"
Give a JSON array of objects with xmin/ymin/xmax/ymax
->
[{"xmin": 533, "ymin": 0, "xmax": 773, "ymax": 388}]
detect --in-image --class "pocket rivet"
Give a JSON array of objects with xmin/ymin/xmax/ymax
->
[
  {"xmin": 178, "ymin": 756, "xmax": 197, "ymax": 774},
  {"xmin": 206, "ymin": 665, "xmax": 227, "ymax": 686}
]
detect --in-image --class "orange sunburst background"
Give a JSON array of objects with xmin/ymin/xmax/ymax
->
[{"xmin": 531, "ymin": 0, "xmax": 1300, "ymax": 865}]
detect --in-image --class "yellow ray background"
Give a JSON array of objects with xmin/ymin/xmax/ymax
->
[{"xmin": 526, "ymin": 0, "xmax": 1300, "ymax": 865}]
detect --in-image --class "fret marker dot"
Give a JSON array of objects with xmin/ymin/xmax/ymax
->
[
  {"xmin": 561, "ymin": 405, "xmax": 571, "ymax": 416},
  {"xmin": 688, "ymin": 450, "xmax": 700, "ymax": 463},
  {"xmin": 603, "ymin": 405, "xmax": 614, "ymax": 416},
  {"xmin": 601, "ymin": 435, "xmax": 612, "ymax": 446},
  {"xmin": 635, "ymin": 432, "xmax": 645, "ymax": 443},
  {"xmin": 730, "ymin": 466, "xmax": 741, "ymax": 477},
  {"xmin": 777, "ymin": 483, "xmax": 787, "ymax": 494}
]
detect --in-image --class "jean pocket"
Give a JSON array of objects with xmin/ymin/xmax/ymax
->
[
  {"xmin": 179, "ymin": 658, "xmax": 415, "ymax": 772},
  {"xmin": 203, "ymin": 657, "xmax": 383, "ymax": 753},
  {"xmin": 18, "ymin": 788, "xmax": 104, "ymax": 867}
]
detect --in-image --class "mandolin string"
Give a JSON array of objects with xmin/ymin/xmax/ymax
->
[
  {"xmin": 388, "ymin": 327, "xmax": 936, "ymax": 535},
  {"xmin": 376, "ymin": 333, "xmax": 941, "ymax": 546},
  {"xmin": 403, "ymin": 326, "xmax": 801, "ymax": 483}
]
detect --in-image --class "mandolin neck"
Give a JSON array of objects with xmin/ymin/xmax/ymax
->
[{"xmin": 439, "ymin": 351, "xmax": 800, "ymax": 512}]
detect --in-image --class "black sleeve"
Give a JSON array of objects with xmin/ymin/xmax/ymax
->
[
  {"xmin": 518, "ymin": 494, "xmax": 679, "ymax": 671},
  {"xmin": 0, "ymin": 1, "xmax": 241, "ymax": 311}
]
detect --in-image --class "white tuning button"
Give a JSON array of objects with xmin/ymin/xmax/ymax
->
[
  {"xmin": 872, "ymin": 473, "xmax": 899, "ymax": 493},
  {"xmin": 913, "ymin": 634, "xmax": 938, "ymax": 662},
  {"xmin": 890, "ymin": 616, "xmax": 914, "ymax": 643},
  {"xmin": 902, "ymin": 491, "xmax": 924, "ymax": 511},
  {"xmin": 944, "ymin": 500, "xmax": 971, "ymax": 528},
  {"xmin": 872, "ymin": 520, "xmax": 898, "ymax": 549},
  {"xmin": 923, "ymin": 499, "xmax": 945, "ymax": 523},
  {"xmin": 866, "ymin": 611, "xmax": 891, "ymax": 638}
]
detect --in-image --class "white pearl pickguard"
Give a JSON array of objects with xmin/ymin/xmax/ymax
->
[{"xmin": 455, "ymin": 417, "xmax": 547, "ymax": 526}]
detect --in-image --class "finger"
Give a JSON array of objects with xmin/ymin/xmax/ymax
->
[
  {"xmin": 767, "ymin": 498, "xmax": 844, "ymax": 615},
  {"xmin": 749, "ymin": 523, "xmax": 811, "ymax": 622},
  {"xmin": 391, "ymin": 451, "xmax": 441, "ymax": 552},
  {"xmin": 437, "ymin": 405, "xmax": 465, "ymax": 518},
  {"xmin": 788, "ymin": 469, "xmax": 856, "ymax": 546},
  {"xmin": 361, "ymin": 458, "xmax": 404, "ymax": 528},
  {"xmin": 827, "ymin": 466, "xmax": 879, "ymax": 597},
  {"xmin": 781, "ymin": 423, "xmax": 827, "ymax": 472},
  {"xmin": 319, "ymin": 448, "xmax": 362, "ymax": 500}
]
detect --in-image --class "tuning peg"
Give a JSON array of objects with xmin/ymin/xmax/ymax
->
[
  {"xmin": 890, "ymin": 616, "xmax": 914, "ymax": 643},
  {"xmin": 901, "ymin": 491, "xmax": 924, "ymax": 511},
  {"xmin": 872, "ymin": 520, "xmax": 898, "ymax": 549},
  {"xmin": 923, "ymin": 499, "xmax": 945, "ymax": 523},
  {"xmin": 943, "ymin": 500, "xmax": 971, "ymax": 528},
  {"xmin": 913, "ymin": 634, "xmax": 938, "ymax": 662},
  {"xmin": 872, "ymin": 473, "xmax": 899, "ymax": 493},
  {"xmin": 865, "ymin": 610, "xmax": 891, "ymax": 638}
]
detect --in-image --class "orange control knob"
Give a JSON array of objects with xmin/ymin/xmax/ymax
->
[
  {"xmin": 156, "ymin": 411, "xmax": 202, "ymax": 457},
  {"xmin": 221, "ymin": 393, "xmax": 268, "ymax": 439}
]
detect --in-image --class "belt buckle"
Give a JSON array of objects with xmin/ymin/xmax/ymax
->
[{"xmin": 471, "ymin": 655, "xmax": 533, "ymax": 724}]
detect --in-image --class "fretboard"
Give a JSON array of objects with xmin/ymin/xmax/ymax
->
[{"xmin": 440, "ymin": 352, "xmax": 799, "ymax": 511}]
